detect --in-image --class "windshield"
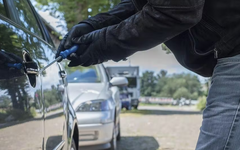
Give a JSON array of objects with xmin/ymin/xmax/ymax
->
[
  {"xmin": 66, "ymin": 66, "xmax": 102, "ymax": 83},
  {"xmin": 126, "ymin": 77, "xmax": 137, "ymax": 88}
]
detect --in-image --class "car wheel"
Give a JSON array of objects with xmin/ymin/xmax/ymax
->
[
  {"xmin": 134, "ymin": 105, "xmax": 138, "ymax": 109},
  {"xmin": 70, "ymin": 138, "xmax": 77, "ymax": 150},
  {"xmin": 117, "ymin": 122, "xmax": 121, "ymax": 141},
  {"xmin": 108, "ymin": 123, "xmax": 117, "ymax": 150},
  {"xmin": 126, "ymin": 104, "xmax": 132, "ymax": 110}
]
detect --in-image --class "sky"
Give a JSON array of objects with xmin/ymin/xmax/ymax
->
[{"xmin": 37, "ymin": 6, "xmax": 207, "ymax": 83}]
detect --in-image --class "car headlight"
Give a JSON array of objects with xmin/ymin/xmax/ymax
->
[{"xmin": 77, "ymin": 99, "xmax": 111, "ymax": 112}]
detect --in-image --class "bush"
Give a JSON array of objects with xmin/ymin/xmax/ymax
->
[
  {"xmin": 29, "ymin": 107, "xmax": 37, "ymax": 117},
  {"xmin": 197, "ymin": 96, "xmax": 207, "ymax": 111},
  {"xmin": 5, "ymin": 108, "xmax": 36, "ymax": 121},
  {"xmin": 0, "ymin": 113, "xmax": 8, "ymax": 123},
  {"xmin": 6, "ymin": 109, "xmax": 25, "ymax": 118}
]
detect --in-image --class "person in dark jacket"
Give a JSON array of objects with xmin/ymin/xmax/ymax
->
[{"xmin": 56, "ymin": 0, "xmax": 240, "ymax": 149}]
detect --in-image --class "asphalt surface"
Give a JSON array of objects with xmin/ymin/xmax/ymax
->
[
  {"xmin": 117, "ymin": 106, "xmax": 202, "ymax": 150},
  {"xmin": 0, "ymin": 105, "xmax": 202, "ymax": 150}
]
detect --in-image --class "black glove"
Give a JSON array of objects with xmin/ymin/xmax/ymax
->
[
  {"xmin": 67, "ymin": 29, "xmax": 108, "ymax": 67},
  {"xmin": 67, "ymin": 27, "xmax": 135, "ymax": 67},
  {"xmin": 55, "ymin": 23, "xmax": 94, "ymax": 59}
]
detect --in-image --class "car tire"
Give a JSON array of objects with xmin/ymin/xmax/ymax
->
[
  {"xmin": 134, "ymin": 105, "xmax": 138, "ymax": 109},
  {"xmin": 126, "ymin": 105, "xmax": 132, "ymax": 110},
  {"xmin": 117, "ymin": 122, "xmax": 121, "ymax": 141},
  {"xmin": 70, "ymin": 138, "xmax": 77, "ymax": 150}
]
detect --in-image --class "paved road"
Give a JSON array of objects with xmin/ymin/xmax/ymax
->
[
  {"xmin": 0, "ymin": 105, "xmax": 202, "ymax": 150},
  {"xmin": 117, "ymin": 106, "xmax": 202, "ymax": 150}
]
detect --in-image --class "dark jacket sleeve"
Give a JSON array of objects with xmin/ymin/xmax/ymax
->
[
  {"xmin": 81, "ymin": 0, "xmax": 138, "ymax": 30},
  {"xmin": 100, "ymin": 0, "xmax": 205, "ymax": 61}
]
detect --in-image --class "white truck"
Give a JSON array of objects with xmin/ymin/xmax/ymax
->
[{"xmin": 106, "ymin": 66, "xmax": 140, "ymax": 109}]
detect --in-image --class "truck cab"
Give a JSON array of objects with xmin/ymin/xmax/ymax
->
[{"xmin": 106, "ymin": 66, "xmax": 140, "ymax": 109}]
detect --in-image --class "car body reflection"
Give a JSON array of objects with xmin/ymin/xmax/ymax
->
[{"xmin": 0, "ymin": 0, "xmax": 78, "ymax": 149}]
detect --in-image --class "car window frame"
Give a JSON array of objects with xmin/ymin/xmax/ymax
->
[
  {"xmin": 10, "ymin": 0, "xmax": 45, "ymax": 39},
  {"xmin": 2, "ymin": 0, "xmax": 19, "ymax": 22},
  {"xmin": 0, "ymin": 0, "xmax": 55, "ymax": 49},
  {"xmin": 7, "ymin": 0, "xmax": 55, "ymax": 48},
  {"xmin": 0, "ymin": 0, "xmax": 9, "ymax": 18},
  {"xmin": 26, "ymin": 0, "xmax": 55, "ymax": 48},
  {"xmin": 102, "ymin": 65, "xmax": 111, "ymax": 82}
]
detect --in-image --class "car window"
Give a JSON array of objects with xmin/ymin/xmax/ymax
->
[
  {"xmin": 126, "ymin": 77, "xmax": 137, "ymax": 88},
  {"xmin": 119, "ymin": 86, "xmax": 128, "ymax": 92},
  {"xmin": 13, "ymin": 0, "xmax": 43, "ymax": 38},
  {"xmin": 66, "ymin": 66, "xmax": 102, "ymax": 83},
  {"xmin": 0, "ymin": 0, "xmax": 7, "ymax": 17}
]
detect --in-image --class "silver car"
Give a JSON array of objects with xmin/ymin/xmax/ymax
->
[{"xmin": 66, "ymin": 64, "xmax": 128, "ymax": 150}]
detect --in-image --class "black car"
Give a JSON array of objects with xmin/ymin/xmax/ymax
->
[{"xmin": 0, "ymin": 0, "xmax": 78, "ymax": 149}]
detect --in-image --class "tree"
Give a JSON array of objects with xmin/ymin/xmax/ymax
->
[
  {"xmin": 0, "ymin": 95, "xmax": 11, "ymax": 108},
  {"xmin": 140, "ymin": 71, "xmax": 157, "ymax": 96},
  {"xmin": 141, "ymin": 71, "xmax": 203, "ymax": 100},
  {"xmin": 161, "ymin": 43, "xmax": 171, "ymax": 54},
  {"xmin": 34, "ymin": 0, "xmax": 120, "ymax": 30},
  {"xmin": 197, "ymin": 96, "xmax": 207, "ymax": 111},
  {"xmin": 155, "ymin": 70, "xmax": 168, "ymax": 96},
  {"xmin": 43, "ymin": 85, "xmax": 61, "ymax": 108},
  {"xmin": 157, "ymin": 70, "xmax": 167, "ymax": 79},
  {"xmin": 173, "ymin": 87, "xmax": 190, "ymax": 100}
]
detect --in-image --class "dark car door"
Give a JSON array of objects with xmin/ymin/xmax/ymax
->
[
  {"xmin": 0, "ymin": 0, "xmax": 67, "ymax": 149},
  {"xmin": 0, "ymin": 0, "xmax": 44, "ymax": 149}
]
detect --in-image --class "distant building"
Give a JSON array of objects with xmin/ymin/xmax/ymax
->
[{"xmin": 41, "ymin": 17, "xmax": 61, "ymax": 48}]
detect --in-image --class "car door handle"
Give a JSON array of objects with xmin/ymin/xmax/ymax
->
[
  {"xmin": 24, "ymin": 61, "xmax": 38, "ymax": 75},
  {"xmin": 59, "ymin": 70, "xmax": 66, "ymax": 78},
  {"xmin": 22, "ymin": 50, "xmax": 39, "ymax": 75},
  {"xmin": 22, "ymin": 50, "xmax": 38, "ymax": 87}
]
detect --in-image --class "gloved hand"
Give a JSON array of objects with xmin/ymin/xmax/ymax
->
[
  {"xmin": 67, "ymin": 27, "xmax": 134, "ymax": 67},
  {"xmin": 55, "ymin": 23, "xmax": 94, "ymax": 59},
  {"xmin": 67, "ymin": 29, "xmax": 108, "ymax": 67}
]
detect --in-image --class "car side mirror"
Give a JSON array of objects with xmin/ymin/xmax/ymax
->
[{"xmin": 110, "ymin": 77, "xmax": 128, "ymax": 87}]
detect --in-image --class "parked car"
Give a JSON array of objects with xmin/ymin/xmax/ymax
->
[
  {"xmin": 119, "ymin": 86, "xmax": 132, "ymax": 110},
  {"xmin": 0, "ymin": 0, "xmax": 78, "ymax": 149},
  {"xmin": 66, "ymin": 64, "xmax": 128, "ymax": 150}
]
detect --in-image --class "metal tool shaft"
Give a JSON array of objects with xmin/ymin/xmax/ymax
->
[
  {"xmin": 39, "ymin": 56, "xmax": 62, "ymax": 73},
  {"xmin": 39, "ymin": 45, "xmax": 79, "ymax": 74}
]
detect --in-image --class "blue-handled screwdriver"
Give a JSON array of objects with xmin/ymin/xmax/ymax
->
[
  {"xmin": 58, "ymin": 45, "xmax": 79, "ymax": 60},
  {"xmin": 40, "ymin": 45, "xmax": 79, "ymax": 72}
]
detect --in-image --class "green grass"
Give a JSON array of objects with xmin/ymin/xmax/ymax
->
[
  {"xmin": 121, "ymin": 109, "xmax": 151, "ymax": 115},
  {"xmin": 139, "ymin": 103, "xmax": 160, "ymax": 106},
  {"xmin": 139, "ymin": 103, "xmax": 173, "ymax": 107}
]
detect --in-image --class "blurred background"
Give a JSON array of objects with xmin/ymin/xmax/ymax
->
[{"xmin": 30, "ymin": 0, "xmax": 209, "ymax": 149}]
